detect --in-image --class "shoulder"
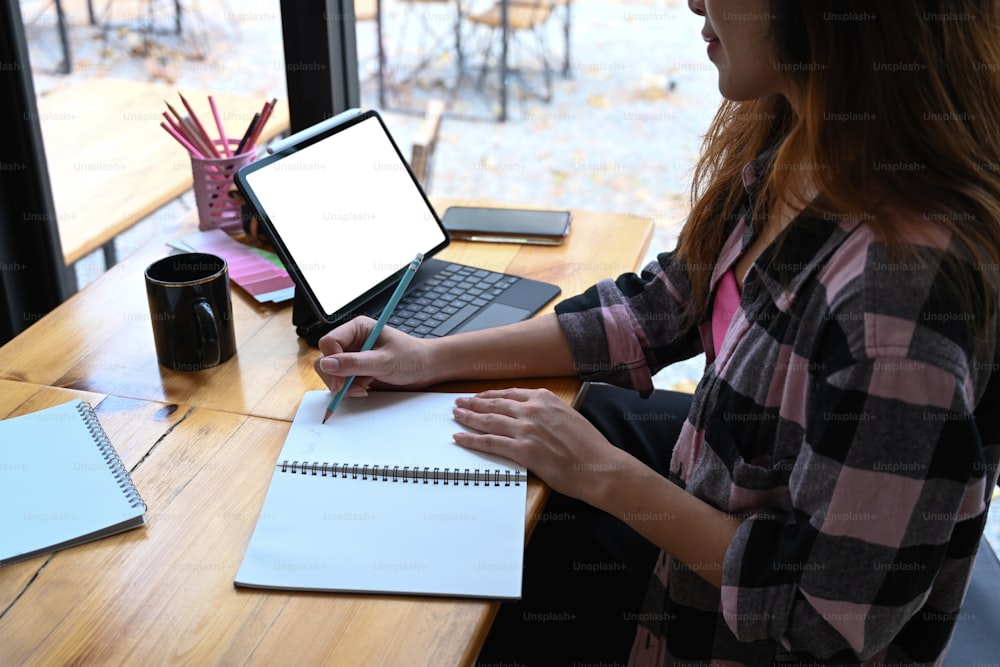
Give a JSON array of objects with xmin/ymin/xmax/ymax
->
[{"xmin": 814, "ymin": 214, "xmax": 997, "ymax": 381}]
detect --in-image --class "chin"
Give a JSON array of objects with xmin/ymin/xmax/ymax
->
[{"xmin": 717, "ymin": 81, "xmax": 773, "ymax": 103}]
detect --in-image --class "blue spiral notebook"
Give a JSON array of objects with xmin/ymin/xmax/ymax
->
[{"xmin": 0, "ymin": 400, "xmax": 147, "ymax": 566}]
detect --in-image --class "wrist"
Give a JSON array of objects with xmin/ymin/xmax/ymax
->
[
  {"xmin": 420, "ymin": 335, "xmax": 465, "ymax": 384},
  {"xmin": 580, "ymin": 447, "xmax": 646, "ymax": 512}
]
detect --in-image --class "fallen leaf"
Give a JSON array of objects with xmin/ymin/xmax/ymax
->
[{"xmin": 586, "ymin": 94, "xmax": 611, "ymax": 109}]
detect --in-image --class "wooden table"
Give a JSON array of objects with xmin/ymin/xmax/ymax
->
[
  {"xmin": 0, "ymin": 203, "xmax": 653, "ymax": 665},
  {"xmin": 38, "ymin": 79, "xmax": 290, "ymax": 268}
]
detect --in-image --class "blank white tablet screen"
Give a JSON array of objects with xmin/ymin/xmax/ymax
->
[{"xmin": 243, "ymin": 115, "xmax": 446, "ymax": 317}]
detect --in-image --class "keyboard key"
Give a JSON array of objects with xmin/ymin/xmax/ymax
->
[
  {"xmin": 390, "ymin": 266, "xmax": 525, "ymax": 337},
  {"xmin": 431, "ymin": 304, "xmax": 479, "ymax": 336}
]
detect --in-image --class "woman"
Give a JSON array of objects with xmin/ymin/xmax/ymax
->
[{"xmin": 315, "ymin": 0, "xmax": 1000, "ymax": 663}]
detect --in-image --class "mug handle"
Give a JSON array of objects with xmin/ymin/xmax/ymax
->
[{"xmin": 192, "ymin": 298, "xmax": 221, "ymax": 368}]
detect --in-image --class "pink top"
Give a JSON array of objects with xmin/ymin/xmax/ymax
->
[{"xmin": 711, "ymin": 269, "xmax": 741, "ymax": 357}]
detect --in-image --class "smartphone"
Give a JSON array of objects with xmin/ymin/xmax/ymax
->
[{"xmin": 441, "ymin": 206, "xmax": 572, "ymax": 246}]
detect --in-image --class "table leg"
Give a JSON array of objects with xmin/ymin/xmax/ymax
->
[{"xmin": 102, "ymin": 240, "xmax": 117, "ymax": 268}]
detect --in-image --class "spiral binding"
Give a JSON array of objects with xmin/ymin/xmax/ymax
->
[
  {"xmin": 279, "ymin": 460, "xmax": 523, "ymax": 487},
  {"xmin": 76, "ymin": 402, "xmax": 147, "ymax": 511}
]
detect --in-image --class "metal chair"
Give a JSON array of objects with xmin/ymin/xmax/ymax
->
[
  {"xmin": 383, "ymin": 0, "xmax": 464, "ymax": 97},
  {"xmin": 463, "ymin": 0, "xmax": 555, "ymax": 121}
]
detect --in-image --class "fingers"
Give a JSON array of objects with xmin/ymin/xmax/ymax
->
[
  {"xmin": 452, "ymin": 388, "xmax": 551, "ymax": 440},
  {"xmin": 314, "ymin": 317, "xmax": 381, "ymax": 393},
  {"xmin": 315, "ymin": 316, "xmax": 385, "ymax": 387},
  {"xmin": 313, "ymin": 355, "xmax": 372, "ymax": 396},
  {"xmin": 455, "ymin": 388, "xmax": 537, "ymax": 411},
  {"xmin": 317, "ymin": 316, "xmax": 375, "ymax": 357},
  {"xmin": 319, "ymin": 349, "xmax": 382, "ymax": 378},
  {"xmin": 452, "ymin": 429, "xmax": 519, "ymax": 462},
  {"xmin": 453, "ymin": 405, "xmax": 519, "ymax": 437}
]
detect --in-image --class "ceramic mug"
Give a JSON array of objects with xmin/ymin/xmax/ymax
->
[{"xmin": 144, "ymin": 252, "xmax": 237, "ymax": 371}]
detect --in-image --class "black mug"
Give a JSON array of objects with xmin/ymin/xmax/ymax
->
[{"xmin": 144, "ymin": 252, "xmax": 237, "ymax": 371}]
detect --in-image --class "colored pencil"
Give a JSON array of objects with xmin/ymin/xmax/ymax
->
[
  {"xmin": 164, "ymin": 100, "xmax": 212, "ymax": 156},
  {"xmin": 235, "ymin": 113, "xmax": 260, "ymax": 156},
  {"xmin": 179, "ymin": 116, "xmax": 217, "ymax": 159},
  {"xmin": 162, "ymin": 112, "xmax": 202, "ymax": 152},
  {"xmin": 246, "ymin": 97, "xmax": 278, "ymax": 149},
  {"xmin": 323, "ymin": 253, "xmax": 425, "ymax": 422},
  {"xmin": 178, "ymin": 92, "xmax": 221, "ymax": 158},
  {"xmin": 160, "ymin": 121, "xmax": 205, "ymax": 158},
  {"xmin": 163, "ymin": 99, "xmax": 185, "ymax": 125},
  {"xmin": 208, "ymin": 95, "xmax": 231, "ymax": 157}
]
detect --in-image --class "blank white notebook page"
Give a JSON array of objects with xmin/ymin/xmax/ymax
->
[{"xmin": 235, "ymin": 391, "xmax": 527, "ymax": 598}]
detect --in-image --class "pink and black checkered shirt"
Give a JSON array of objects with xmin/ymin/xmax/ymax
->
[{"xmin": 554, "ymin": 154, "xmax": 1000, "ymax": 665}]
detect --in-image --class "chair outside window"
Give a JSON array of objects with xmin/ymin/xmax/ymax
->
[
  {"xmin": 551, "ymin": 0, "xmax": 571, "ymax": 76},
  {"xmin": 381, "ymin": 0, "xmax": 464, "ymax": 107},
  {"xmin": 463, "ymin": 0, "xmax": 556, "ymax": 121}
]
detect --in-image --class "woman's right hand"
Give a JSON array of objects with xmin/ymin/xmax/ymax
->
[{"xmin": 313, "ymin": 316, "xmax": 438, "ymax": 396}]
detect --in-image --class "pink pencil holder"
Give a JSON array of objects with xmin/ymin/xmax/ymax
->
[{"xmin": 190, "ymin": 140, "xmax": 256, "ymax": 233}]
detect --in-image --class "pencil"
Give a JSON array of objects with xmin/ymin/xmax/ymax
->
[
  {"xmin": 323, "ymin": 253, "xmax": 424, "ymax": 423},
  {"xmin": 160, "ymin": 121, "xmax": 205, "ymax": 158},
  {"xmin": 246, "ymin": 97, "xmax": 278, "ymax": 149},
  {"xmin": 163, "ymin": 99, "xmax": 185, "ymax": 125},
  {"xmin": 164, "ymin": 101, "xmax": 214, "ymax": 157},
  {"xmin": 208, "ymin": 95, "xmax": 231, "ymax": 157},
  {"xmin": 179, "ymin": 116, "xmax": 217, "ymax": 159},
  {"xmin": 178, "ymin": 92, "xmax": 221, "ymax": 158},
  {"xmin": 235, "ymin": 112, "xmax": 260, "ymax": 156}
]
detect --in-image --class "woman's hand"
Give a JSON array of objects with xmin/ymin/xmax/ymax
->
[
  {"xmin": 314, "ymin": 316, "xmax": 438, "ymax": 396},
  {"xmin": 451, "ymin": 387, "xmax": 633, "ymax": 505}
]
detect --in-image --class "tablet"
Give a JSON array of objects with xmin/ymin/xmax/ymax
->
[{"xmin": 234, "ymin": 110, "xmax": 449, "ymax": 324}]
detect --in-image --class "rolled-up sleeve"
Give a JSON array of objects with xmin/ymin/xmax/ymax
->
[
  {"xmin": 554, "ymin": 250, "xmax": 704, "ymax": 394},
  {"xmin": 719, "ymin": 355, "xmax": 996, "ymax": 660}
]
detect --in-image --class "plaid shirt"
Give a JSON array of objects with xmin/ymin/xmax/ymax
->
[{"xmin": 554, "ymin": 154, "xmax": 1000, "ymax": 665}]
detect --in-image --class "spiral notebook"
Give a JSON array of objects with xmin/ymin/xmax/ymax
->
[
  {"xmin": 0, "ymin": 400, "xmax": 147, "ymax": 566},
  {"xmin": 235, "ymin": 391, "xmax": 527, "ymax": 599}
]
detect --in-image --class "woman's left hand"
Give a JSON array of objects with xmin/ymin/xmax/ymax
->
[{"xmin": 452, "ymin": 388, "xmax": 630, "ymax": 504}]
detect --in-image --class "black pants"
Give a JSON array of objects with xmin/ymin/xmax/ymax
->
[{"xmin": 475, "ymin": 383, "xmax": 694, "ymax": 667}]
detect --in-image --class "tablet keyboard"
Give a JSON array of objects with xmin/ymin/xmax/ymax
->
[{"xmin": 388, "ymin": 264, "xmax": 520, "ymax": 338}]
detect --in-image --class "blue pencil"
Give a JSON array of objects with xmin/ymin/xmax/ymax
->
[{"xmin": 322, "ymin": 252, "xmax": 424, "ymax": 423}]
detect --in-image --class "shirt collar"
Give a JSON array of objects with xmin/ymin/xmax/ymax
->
[{"xmin": 714, "ymin": 151, "xmax": 865, "ymax": 313}]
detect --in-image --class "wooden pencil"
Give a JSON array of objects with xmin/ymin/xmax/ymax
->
[{"xmin": 178, "ymin": 92, "xmax": 221, "ymax": 158}]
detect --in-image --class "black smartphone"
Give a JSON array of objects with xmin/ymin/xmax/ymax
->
[{"xmin": 441, "ymin": 206, "xmax": 572, "ymax": 246}]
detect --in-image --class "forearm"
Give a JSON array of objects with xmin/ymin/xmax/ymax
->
[
  {"xmin": 426, "ymin": 313, "xmax": 578, "ymax": 383},
  {"xmin": 589, "ymin": 448, "xmax": 742, "ymax": 589}
]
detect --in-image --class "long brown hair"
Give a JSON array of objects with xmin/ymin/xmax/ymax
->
[{"xmin": 678, "ymin": 0, "xmax": 1000, "ymax": 333}]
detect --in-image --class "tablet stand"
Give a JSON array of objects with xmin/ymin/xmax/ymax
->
[{"xmin": 292, "ymin": 288, "xmax": 336, "ymax": 347}]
